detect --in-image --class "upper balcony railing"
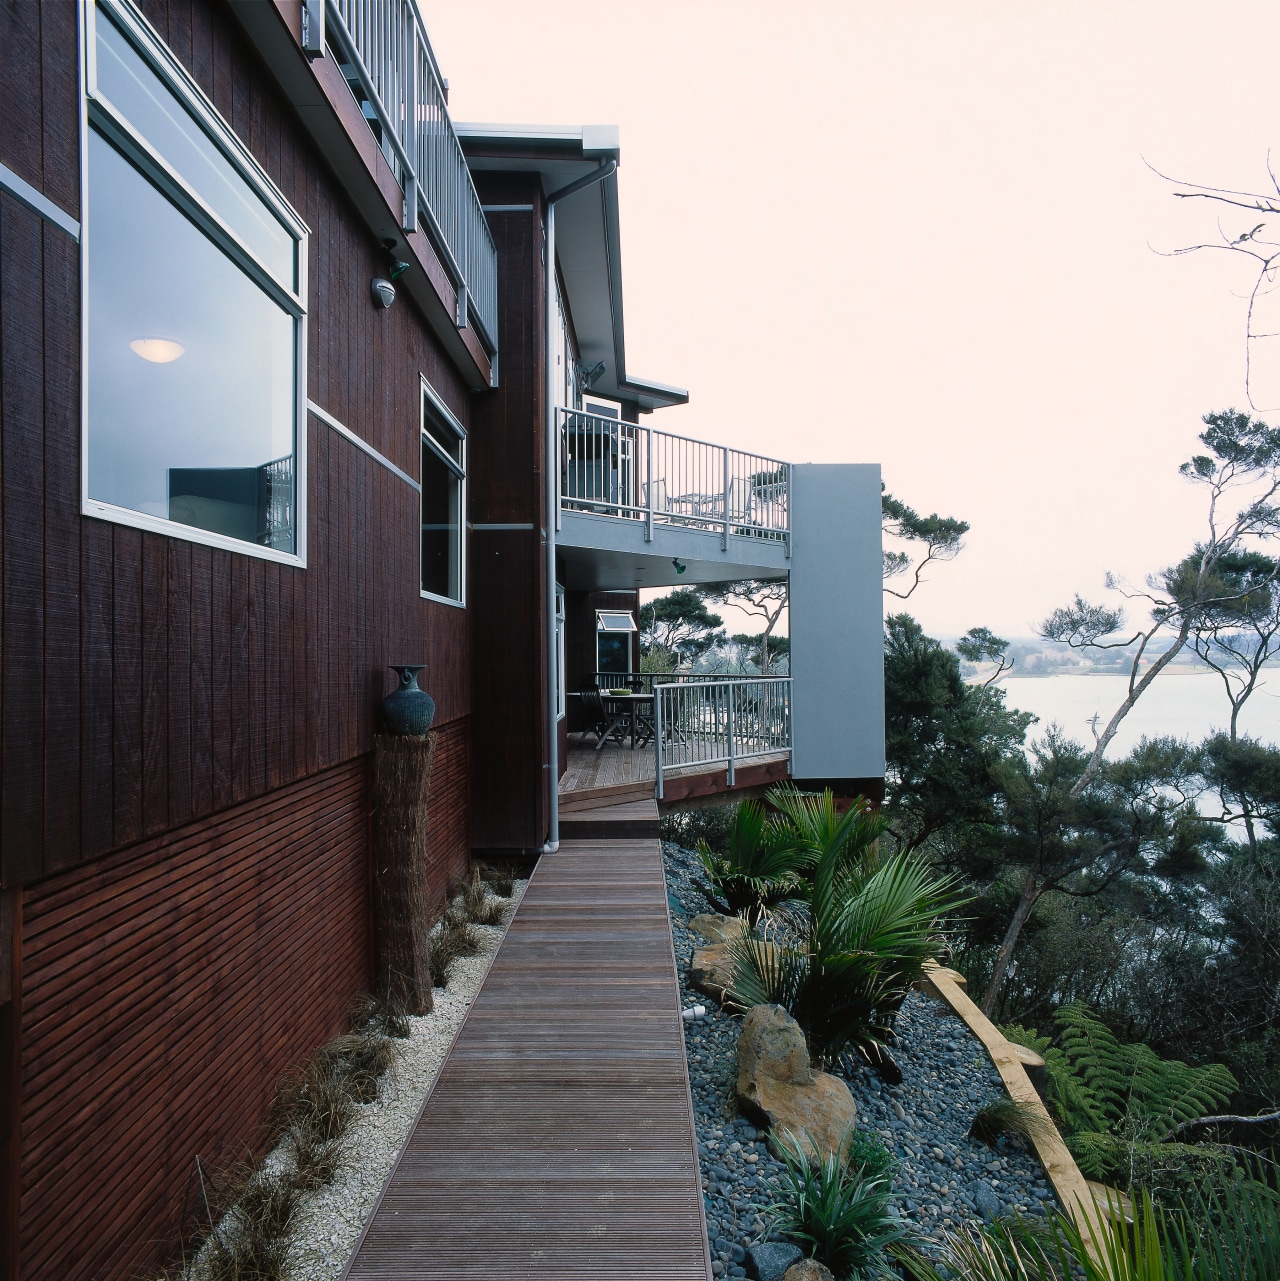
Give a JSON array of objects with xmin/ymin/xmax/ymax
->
[
  {"xmin": 325, "ymin": 0, "xmax": 498, "ymax": 352},
  {"xmin": 559, "ymin": 409, "xmax": 790, "ymax": 550}
]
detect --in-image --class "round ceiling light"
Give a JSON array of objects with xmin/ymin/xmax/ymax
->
[{"xmin": 130, "ymin": 337, "xmax": 186, "ymax": 363}]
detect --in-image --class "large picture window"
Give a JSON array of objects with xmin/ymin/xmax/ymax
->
[
  {"xmin": 420, "ymin": 382, "xmax": 466, "ymax": 604},
  {"xmin": 82, "ymin": 0, "xmax": 308, "ymax": 559}
]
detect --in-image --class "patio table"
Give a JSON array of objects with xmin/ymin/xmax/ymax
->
[{"xmin": 600, "ymin": 691, "xmax": 655, "ymax": 748}]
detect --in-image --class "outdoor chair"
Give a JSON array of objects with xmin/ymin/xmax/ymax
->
[{"xmin": 580, "ymin": 686, "xmax": 630, "ymax": 750}]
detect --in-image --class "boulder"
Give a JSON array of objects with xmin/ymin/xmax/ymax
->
[
  {"xmin": 736, "ymin": 1005, "xmax": 857, "ymax": 1165},
  {"xmin": 782, "ymin": 1261, "xmax": 836, "ymax": 1281},
  {"xmin": 689, "ymin": 943, "xmax": 738, "ymax": 1003},
  {"xmin": 744, "ymin": 1241, "xmax": 804, "ymax": 1281},
  {"xmin": 689, "ymin": 937, "xmax": 780, "ymax": 1005},
  {"xmin": 691, "ymin": 912, "xmax": 748, "ymax": 943},
  {"xmin": 737, "ymin": 1004, "xmax": 811, "ymax": 1089}
]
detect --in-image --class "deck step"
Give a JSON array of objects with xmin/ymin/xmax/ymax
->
[
  {"xmin": 559, "ymin": 778, "xmax": 656, "ymax": 811},
  {"xmin": 559, "ymin": 796, "xmax": 661, "ymax": 839}
]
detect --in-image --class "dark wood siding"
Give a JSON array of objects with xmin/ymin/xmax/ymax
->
[
  {"xmin": 18, "ymin": 759, "xmax": 370, "ymax": 1281},
  {"xmin": 468, "ymin": 174, "xmax": 548, "ymax": 852},
  {"xmin": 0, "ymin": 0, "xmax": 472, "ymax": 889},
  {"xmin": 0, "ymin": 0, "xmax": 483, "ymax": 1274}
]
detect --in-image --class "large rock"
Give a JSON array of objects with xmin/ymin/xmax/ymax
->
[
  {"xmin": 783, "ymin": 1262, "xmax": 836, "ymax": 1281},
  {"xmin": 744, "ymin": 1241, "xmax": 804, "ymax": 1281},
  {"xmin": 689, "ymin": 943, "xmax": 738, "ymax": 1003},
  {"xmin": 690, "ymin": 912, "xmax": 748, "ymax": 943},
  {"xmin": 738, "ymin": 1004, "xmax": 812, "ymax": 1088},
  {"xmin": 736, "ymin": 1005, "xmax": 857, "ymax": 1164},
  {"xmin": 688, "ymin": 934, "xmax": 779, "ymax": 1005}
]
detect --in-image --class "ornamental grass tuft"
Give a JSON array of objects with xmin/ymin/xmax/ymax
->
[{"xmin": 768, "ymin": 1131, "xmax": 913, "ymax": 1279}]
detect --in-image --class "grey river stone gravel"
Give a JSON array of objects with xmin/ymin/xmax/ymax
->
[{"xmin": 663, "ymin": 840, "xmax": 1057, "ymax": 1276}]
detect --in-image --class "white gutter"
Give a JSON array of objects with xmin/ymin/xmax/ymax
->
[{"xmin": 540, "ymin": 160, "xmax": 618, "ymax": 856}]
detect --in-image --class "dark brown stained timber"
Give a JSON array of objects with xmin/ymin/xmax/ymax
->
[
  {"xmin": 558, "ymin": 797, "xmax": 661, "ymax": 840},
  {"xmin": 345, "ymin": 837, "xmax": 713, "ymax": 1281},
  {"xmin": 0, "ymin": 0, "xmax": 474, "ymax": 890}
]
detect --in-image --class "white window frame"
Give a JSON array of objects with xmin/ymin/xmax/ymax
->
[
  {"xmin": 78, "ymin": 0, "xmax": 310, "ymax": 566},
  {"xmin": 555, "ymin": 584, "xmax": 566, "ymax": 719},
  {"xmin": 419, "ymin": 376, "xmax": 466, "ymax": 608}
]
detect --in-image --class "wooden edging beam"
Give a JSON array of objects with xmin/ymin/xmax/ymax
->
[{"xmin": 919, "ymin": 961, "xmax": 1108, "ymax": 1258}]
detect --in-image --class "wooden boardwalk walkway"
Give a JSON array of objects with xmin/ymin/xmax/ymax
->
[{"xmin": 343, "ymin": 837, "xmax": 712, "ymax": 1280}]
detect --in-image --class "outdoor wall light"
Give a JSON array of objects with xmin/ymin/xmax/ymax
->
[
  {"xmin": 672, "ymin": 558, "xmax": 686, "ymax": 575},
  {"xmin": 382, "ymin": 238, "xmax": 410, "ymax": 281},
  {"xmin": 130, "ymin": 337, "xmax": 185, "ymax": 363},
  {"xmin": 372, "ymin": 277, "xmax": 396, "ymax": 308}
]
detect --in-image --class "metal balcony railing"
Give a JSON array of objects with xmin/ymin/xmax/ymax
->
[
  {"xmin": 325, "ymin": 0, "xmax": 498, "ymax": 352},
  {"xmin": 653, "ymin": 677, "xmax": 792, "ymax": 800},
  {"xmin": 559, "ymin": 409, "xmax": 790, "ymax": 549}
]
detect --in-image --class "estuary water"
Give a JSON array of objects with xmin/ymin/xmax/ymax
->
[{"xmin": 996, "ymin": 670, "xmax": 1279, "ymax": 754}]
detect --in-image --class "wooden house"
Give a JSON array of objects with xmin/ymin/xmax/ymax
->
[{"xmin": 0, "ymin": 0, "xmax": 884, "ymax": 1274}]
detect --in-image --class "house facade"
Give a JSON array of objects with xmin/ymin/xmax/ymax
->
[{"xmin": 0, "ymin": 0, "xmax": 884, "ymax": 1275}]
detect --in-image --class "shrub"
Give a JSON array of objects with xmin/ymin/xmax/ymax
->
[
  {"xmin": 696, "ymin": 797, "xmax": 813, "ymax": 920},
  {"xmin": 429, "ymin": 911, "xmax": 482, "ymax": 987},
  {"xmin": 661, "ymin": 802, "xmax": 736, "ymax": 854},
  {"xmin": 352, "ymin": 990, "xmax": 411, "ymax": 1040},
  {"xmin": 768, "ymin": 1132, "xmax": 913, "ymax": 1279},
  {"xmin": 199, "ymin": 1181, "xmax": 299, "ymax": 1280},
  {"xmin": 845, "ymin": 1127, "xmax": 895, "ymax": 1182}
]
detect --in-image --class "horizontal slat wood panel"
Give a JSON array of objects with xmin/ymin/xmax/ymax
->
[
  {"xmin": 18, "ymin": 759, "xmax": 371, "ymax": 1281},
  {"xmin": 345, "ymin": 838, "xmax": 712, "ymax": 1281}
]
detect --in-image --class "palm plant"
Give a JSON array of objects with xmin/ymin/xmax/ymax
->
[
  {"xmin": 696, "ymin": 797, "xmax": 813, "ymax": 920},
  {"xmin": 768, "ymin": 785, "xmax": 886, "ymax": 871},
  {"xmin": 729, "ymin": 826, "xmax": 965, "ymax": 1065}
]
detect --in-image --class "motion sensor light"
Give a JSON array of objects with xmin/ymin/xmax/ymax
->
[{"xmin": 130, "ymin": 337, "xmax": 185, "ymax": 363}]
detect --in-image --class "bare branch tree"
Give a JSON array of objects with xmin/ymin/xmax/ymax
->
[
  {"xmin": 696, "ymin": 580, "xmax": 788, "ymax": 674},
  {"xmin": 1152, "ymin": 157, "xmax": 1280, "ymax": 411}
]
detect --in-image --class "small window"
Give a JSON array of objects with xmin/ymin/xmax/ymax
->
[
  {"xmin": 596, "ymin": 610, "xmax": 635, "ymax": 677},
  {"xmin": 421, "ymin": 385, "xmax": 466, "ymax": 604},
  {"xmin": 597, "ymin": 611, "xmax": 637, "ymax": 632},
  {"xmin": 83, "ymin": 0, "xmax": 307, "ymax": 560}
]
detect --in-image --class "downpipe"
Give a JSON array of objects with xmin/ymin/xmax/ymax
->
[{"xmin": 542, "ymin": 160, "xmax": 617, "ymax": 855}]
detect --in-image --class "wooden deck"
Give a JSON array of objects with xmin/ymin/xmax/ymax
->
[
  {"xmin": 559, "ymin": 736, "xmax": 791, "ymax": 807},
  {"xmin": 559, "ymin": 735, "xmax": 658, "ymax": 795},
  {"xmin": 343, "ymin": 837, "xmax": 712, "ymax": 1281}
]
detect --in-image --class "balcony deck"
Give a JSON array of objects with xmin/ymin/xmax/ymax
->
[{"xmin": 342, "ymin": 836, "xmax": 712, "ymax": 1281}]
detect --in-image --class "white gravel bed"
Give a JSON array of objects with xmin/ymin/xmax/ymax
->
[{"xmin": 285, "ymin": 878, "xmax": 528, "ymax": 1281}]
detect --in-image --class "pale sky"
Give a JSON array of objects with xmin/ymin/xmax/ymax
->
[{"xmin": 424, "ymin": 0, "xmax": 1280, "ymax": 639}]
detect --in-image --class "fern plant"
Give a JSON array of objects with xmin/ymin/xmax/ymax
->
[
  {"xmin": 696, "ymin": 797, "xmax": 813, "ymax": 920},
  {"xmin": 1000, "ymin": 1005, "xmax": 1238, "ymax": 1184}
]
